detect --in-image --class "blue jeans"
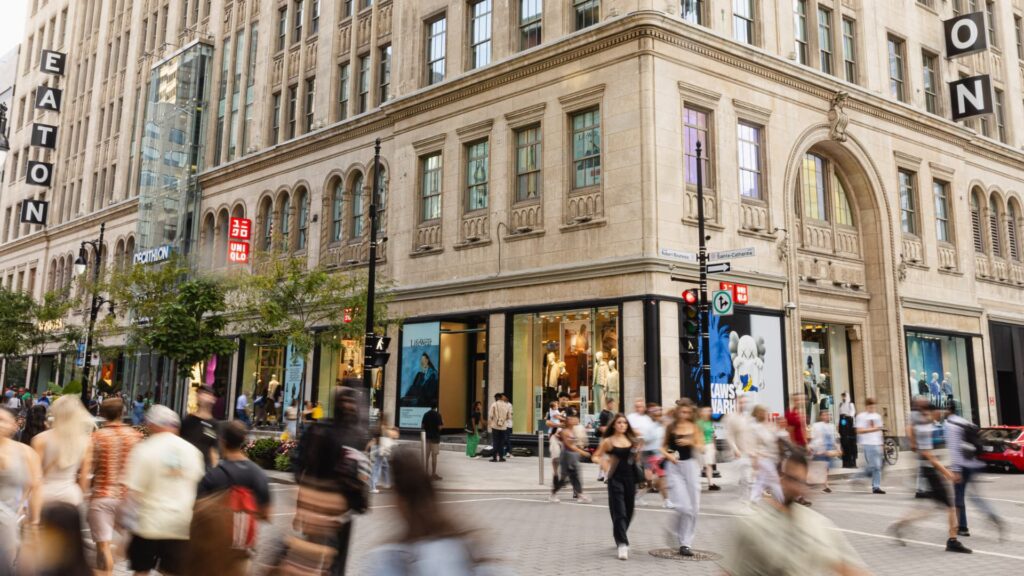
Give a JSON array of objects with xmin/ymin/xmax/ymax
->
[
  {"xmin": 955, "ymin": 467, "xmax": 999, "ymax": 530},
  {"xmin": 861, "ymin": 444, "xmax": 882, "ymax": 489},
  {"xmin": 370, "ymin": 448, "xmax": 390, "ymax": 490}
]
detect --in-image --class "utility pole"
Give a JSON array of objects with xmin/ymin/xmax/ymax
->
[
  {"xmin": 695, "ymin": 141, "xmax": 711, "ymax": 407},
  {"xmin": 79, "ymin": 222, "xmax": 107, "ymax": 405},
  {"xmin": 362, "ymin": 139, "xmax": 381, "ymax": 393}
]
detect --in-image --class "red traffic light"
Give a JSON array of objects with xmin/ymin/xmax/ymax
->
[{"xmin": 682, "ymin": 289, "xmax": 698, "ymax": 305}]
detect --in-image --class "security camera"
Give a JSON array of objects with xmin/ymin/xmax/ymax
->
[{"xmin": 784, "ymin": 302, "xmax": 798, "ymax": 311}]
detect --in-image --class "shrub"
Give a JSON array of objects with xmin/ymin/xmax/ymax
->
[
  {"xmin": 274, "ymin": 453, "xmax": 292, "ymax": 472},
  {"xmin": 244, "ymin": 438, "xmax": 282, "ymax": 469},
  {"xmin": 61, "ymin": 380, "xmax": 83, "ymax": 396}
]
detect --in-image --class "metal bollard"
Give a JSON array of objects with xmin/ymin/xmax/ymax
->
[
  {"xmin": 421, "ymin": 430, "xmax": 427, "ymax": 471},
  {"xmin": 538, "ymin": 430, "xmax": 545, "ymax": 485}
]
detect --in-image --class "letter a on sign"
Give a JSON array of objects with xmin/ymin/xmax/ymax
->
[
  {"xmin": 26, "ymin": 161, "xmax": 53, "ymax": 187},
  {"xmin": 949, "ymin": 75, "xmax": 993, "ymax": 121},
  {"xmin": 39, "ymin": 50, "xmax": 67, "ymax": 75},
  {"xmin": 944, "ymin": 13, "xmax": 987, "ymax": 58},
  {"xmin": 34, "ymin": 87, "xmax": 62, "ymax": 112},
  {"xmin": 20, "ymin": 199, "xmax": 49, "ymax": 226}
]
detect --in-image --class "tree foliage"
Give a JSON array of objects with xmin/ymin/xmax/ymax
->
[
  {"xmin": 0, "ymin": 286, "xmax": 36, "ymax": 358},
  {"xmin": 99, "ymin": 256, "xmax": 191, "ymax": 355},
  {"xmin": 145, "ymin": 278, "xmax": 238, "ymax": 379}
]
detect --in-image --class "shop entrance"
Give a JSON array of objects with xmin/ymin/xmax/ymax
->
[{"xmin": 800, "ymin": 322, "xmax": 856, "ymax": 424}]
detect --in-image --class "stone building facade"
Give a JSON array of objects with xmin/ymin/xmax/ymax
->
[{"xmin": 2, "ymin": 0, "xmax": 1024, "ymax": 435}]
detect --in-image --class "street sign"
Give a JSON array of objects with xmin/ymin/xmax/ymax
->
[
  {"xmin": 707, "ymin": 262, "xmax": 731, "ymax": 274},
  {"xmin": 660, "ymin": 247, "xmax": 697, "ymax": 263},
  {"xmin": 709, "ymin": 247, "xmax": 755, "ymax": 261},
  {"xmin": 75, "ymin": 343, "xmax": 86, "ymax": 368},
  {"xmin": 712, "ymin": 290, "xmax": 734, "ymax": 316},
  {"xmin": 19, "ymin": 199, "xmax": 49, "ymax": 224},
  {"xmin": 228, "ymin": 241, "xmax": 250, "ymax": 263},
  {"xmin": 228, "ymin": 217, "xmax": 252, "ymax": 241},
  {"xmin": 719, "ymin": 281, "xmax": 750, "ymax": 305}
]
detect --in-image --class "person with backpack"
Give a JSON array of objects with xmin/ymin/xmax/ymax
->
[
  {"xmin": 189, "ymin": 420, "xmax": 271, "ymax": 576},
  {"xmin": 945, "ymin": 403, "xmax": 1004, "ymax": 539}
]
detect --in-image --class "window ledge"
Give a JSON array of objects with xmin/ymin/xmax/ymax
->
[
  {"xmin": 503, "ymin": 228, "xmax": 545, "ymax": 242},
  {"xmin": 409, "ymin": 245, "xmax": 443, "ymax": 258},
  {"xmin": 681, "ymin": 217, "xmax": 724, "ymax": 231},
  {"xmin": 937, "ymin": 266, "xmax": 962, "ymax": 276},
  {"xmin": 453, "ymin": 238, "xmax": 492, "ymax": 251},
  {"xmin": 737, "ymin": 227, "xmax": 775, "ymax": 240},
  {"xmin": 559, "ymin": 218, "xmax": 607, "ymax": 233}
]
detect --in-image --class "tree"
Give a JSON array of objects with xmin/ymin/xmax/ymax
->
[
  {"xmin": 27, "ymin": 290, "xmax": 84, "ymax": 391},
  {"xmin": 0, "ymin": 286, "xmax": 36, "ymax": 359},
  {"xmin": 145, "ymin": 278, "xmax": 237, "ymax": 380}
]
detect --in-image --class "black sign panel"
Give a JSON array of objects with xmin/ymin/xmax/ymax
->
[
  {"xmin": 949, "ymin": 75, "xmax": 993, "ymax": 121},
  {"xmin": 944, "ymin": 13, "xmax": 988, "ymax": 58},
  {"xmin": 25, "ymin": 161, "xmax": 53, "ymax": 187},
  {"xmin": 30, "ymin": 123, "xmax": 58, "ymax": 148},
  {"xmin": 19, "ymin": 199, "xmax": 49, "ymax": 225},
  {"xmin": 39, "ymin": 50, "xmax": 67, "ymax": 75},
  {"xmin": 34, "ymin": 87, "xmax": 62, "ymax": 112}
]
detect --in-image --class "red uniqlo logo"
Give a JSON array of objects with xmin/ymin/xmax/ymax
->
[
  {"xmin": 228, "ymin": 241, "xmax": 250, "ymax": 263},
  {"xmin": 343, "ymin": 308, "xmax": 353, "ymax": 324},
  {"xmin": 719, "ymin": 281, "xmax": 735, "ymax": 293},
  {"xmin": 734, "ymin": 284, "xmax": 749, "ymax": 305},
  {"xmin": 229, "ymin": 217, "xmax": 252, "ymax": 241}
]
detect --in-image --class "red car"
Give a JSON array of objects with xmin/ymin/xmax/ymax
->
[{"xmin": 978, "ymin": 426, "xmax": 1024, "ymax": 472}]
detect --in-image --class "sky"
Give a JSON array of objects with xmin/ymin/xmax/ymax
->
[{"xmin": 0, "ymin": 0, "xmax": 28, "ymax": 57}]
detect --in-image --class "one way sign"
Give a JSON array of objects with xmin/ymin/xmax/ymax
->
[{"xmin": 707, "ymin": 262, "xmax": 731, "ymax": 274}]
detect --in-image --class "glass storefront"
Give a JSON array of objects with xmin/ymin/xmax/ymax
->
[
  {"xmin": 905, "ymin": 330, "xmax": 975, "ymax": 423},
  {"xmin": 511, "ymin": 307, "xmax": 620, "ymax": 433},
  {"xmin": 318, "ymin": 336, "xmax": 384, "ymax": 422},
  {"xmin": 801, "ymin": 322, "xmax": 853, "ymax": 424}
]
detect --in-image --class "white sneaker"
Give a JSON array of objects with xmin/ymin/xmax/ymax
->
[
  {"xmin": 617, "ymin": 545, "xmax": 628, "ymax": 560},
  {"xmin": 548, "ymin": 494, "xmax": 560, "ymax": 503},
  {"xmin": 662, "ymin": 499, "xmax": 675, "ymax": 509},
  {"xmin": 577, "ymin": 494, "xmax": 593, "ymax": 504},
  {"xmin": 370, "ymin": 489, "xmax": 380, "ymax": 494}
]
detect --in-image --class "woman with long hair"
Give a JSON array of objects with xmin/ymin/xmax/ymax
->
[
  {"xmin": 19, "ymin": 403, "xmax": 48, "ymax": 447},
  {"xmin": 0, "ymin": 407, "xmax": 43, "ymax": 571},
  {"xmin": 591, "ymin": 413, "xmax": 640, "ymax": 560},
  {"xmin": 30, "ymin": 395, "xmax": 94, "ymax": 506},
  {"xmin": 661, "ymin": 399, "xmax": 703, "ymax": 557}
]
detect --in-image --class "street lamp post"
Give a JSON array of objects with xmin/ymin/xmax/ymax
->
[
  {"xmin": 74, "ymin": 222, "xmax": 115, "ymax": 405},
  {"xmin": 362, "ymin": 139, "xmax": 382, "ymax": 393}
]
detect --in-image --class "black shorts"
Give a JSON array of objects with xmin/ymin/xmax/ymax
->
[
  {"xmin": 128, "ymin": 535, "xmax": 188, "ymax": 574},
  {"xmin": 920, "ymin": 466, "xmax": 954, "ymax": 508}
]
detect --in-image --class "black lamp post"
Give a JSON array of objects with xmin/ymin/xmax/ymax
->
[{"xmin": 73, "ymin": 222, "xmax": 115, "ymax": 405}]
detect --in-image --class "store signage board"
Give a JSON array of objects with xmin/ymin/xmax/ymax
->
[
  {"xmin": 228, "ymin": 241, "xmax": 250, "ymax": 263},
  {"xmin": 712, "ymin": 290, "xmax": 734, "ymax": 316},
  {"xmin": 19, "ymin": 199, "xmax": 48, "ymax": 225},
  {"xmin": 949, "ymin": 75, "xmax": 993, "ymax": 121},
  {"xmin": 660, "ymin": 247, "xmax": 698, "ymax": 263},
  {"xmin": 944, "ymin": 13, "xmax": 992, "ymax": 122},
  {"xmin": 707, "ymin": 262, "xmax": 731, "ymax": 274},
  {"xmin": 710, "ymin": 247, "xmax": 755, "ymax": 261},
  {"xmin": 19, "ymin": 50, "xmax": 67, "ymax": 227},
  {"xmin": 943, "ymin": 12, "xmax": 987, "ymax": 58},
  {"xmin": 133, "ymin": 244, "xmax": 173, "ymax": 265},
  {"xmin": 228, "ymin": 217, "xmax": 252, "ymax": 241}
]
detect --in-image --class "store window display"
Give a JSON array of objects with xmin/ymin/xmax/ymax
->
[
  {"xmin": 318, "ymin": 335, "xmax": 384, "ymax": 422},
  {"xmin": 800, "ymin": 323, "xmax": 853, "ymax": 425},
  {"xmin": 511, "ymin": 307, "xmax": 620, "ymax": 434},
  {"xmin": 905, "ymin": 331, "xmax": 975, "ymax": 423}
]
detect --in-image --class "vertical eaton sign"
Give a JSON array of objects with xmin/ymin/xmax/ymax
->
[
  {"xmin": 20, "ymin": 50, "xmax": 67, "ymax": 226},
  {"xmin": 943, "ymin": 12, "xmax": 993, "ymax": 122}
]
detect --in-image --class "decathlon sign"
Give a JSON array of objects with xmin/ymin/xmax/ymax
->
[
  {"xmin": 133, "ymin": 245, "xmax": 173, "ymax": 265},
  {"xmin": 18, "ymin": 49, "xmax": 67, "ymax": 225},
  {"xmin": 943, "ymin": 12, "xmax": 992, "ymax": 122}
]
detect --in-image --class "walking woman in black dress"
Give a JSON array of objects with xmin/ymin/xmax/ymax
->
[{"xmin": 592, "ymin": 413, "xmax": 640, "ymax": 561}]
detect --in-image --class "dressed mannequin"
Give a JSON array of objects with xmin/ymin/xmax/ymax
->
[
  {"xmin": 606, "ymin": 360, "xmax": 619, "ymax": 403},
  {"xmin": 546, "ymin": 352, "xmax": 560, "ymax": 389},
  {"xmin": 593, "ymin": 351, "xmax": 609, "ymax": 409},
  {"xmin": 941, "ymin": 372, "xmax": 953, "ymax": 398},
  {"xmin": 556, "ymin": 361, "xmax": 570, "ymax": 395}
]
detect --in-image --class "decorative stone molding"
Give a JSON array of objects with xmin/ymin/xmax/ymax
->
[
  {"xmin": 357, "ymin": 13, "xmax": 373, "ymax": 47},
  {"xmin": 377, "ymin": 2, "xmax": 393, "ymax": 38},
  {"xmin": 504, "ymin": 103, "xmax": 546, "ymax": 128},
  {"xmin": 557, "ymin": 84, "xmax": 606, "ymax": 112},
  {"xmin": 739, "ymin": 201, "xmax": 769, "ymax": 232},
  {"xmin": 510, "ymin": 203, "xmax": 543, "ymax": 232},
  {"xmin": 683, "ymin": 190, "xmax": 718, "ymax": 226},
  {"xmin": 928, "ymin": 162, "xmax": 955, "ymax": 178},
  {"xmin": 412, "ymin": 133, "xmax": 446, "ymax": 155},
  {"xmin": 901, "ymin": 236, "xmax": 925, "ymax": 266},
  {"xmin": 305, "ymin": 41, "xmax": 317, "ymax": 72},
  {"xmin": 937, "ymin": 244, "xmax": 959, "ymax": 272},
  {"xmin": 677, "ymin": 81, "xmax": 721, "ymax": 109},
  {"xmin": 457, "ymin": 212, "xmax": 490, "ymax": 246},
  {"xmin": 287, "ymin": 45, "xmax": 301, "ymax": 80},
  {"xmin": 456, "ymin": 119, "xmax": 494, "ymax": 142},
  {"xmin": 893, "ymin": 150, "xmax": 923, "ymax": 169},
  {"xmin": 733, "ymin": 99, "xmax": 772, "ymax": 125},
  {"xmin": 827, "ymin": 92, "xmax": 849, "ymax": 142},
  {"xmin": 565, "ymin": 189, "xmax": 604, "ymax": 224}
]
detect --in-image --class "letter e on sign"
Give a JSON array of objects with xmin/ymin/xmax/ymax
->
[
  {"xmin": 39, "ymin": 50, "xmax": 67, "ymax": 75},
  {"xmin": 944, "ymin": 13, "xmax": 987, "ymax": 58}
]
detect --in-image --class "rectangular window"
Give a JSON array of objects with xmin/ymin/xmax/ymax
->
[
  {"xmin": 305, "ymin": 77, "xmax": 316, "ymax": 132},
  {"xmin": 515, "ymin": 125, "xmax": 542, "ymax": 203},
  {"xmin": 338, "ymin": 63, "xmax": 350, "ymax": 120},
  {"xmin": 228, "ymin": 30, "xmax": 244, "ymax": 159},
  {"xmin": 574, "ymin": 0, "xmax": 599, "ymax": 31},
  {"xmin": 995, "ymin": 89, "xmax": 1006, "ymax": 142},
  {"xmin": 293, "ymin": 0, "xmax": 304, "ymax": 44},
  {"xmin": 287, "ymin": 85, "xmax": 297, "ymax": 139},
  {"xmin": 733, "ymin": 0, "xmax": 755, "ymax": 45},
  {"xmin": 520, "ymin": 0, "xmax": 542, "ymax": 50},
  {"xmin": 737, "ymin": 122, "xmax": 763, "ymax": 200},
  {"xmin": 681, "ymin": 0, "xmax": 703, "ymax": 25},
  {"xmin": 899, "ymin": 169, "xmax": 917, "ymax": 235},
  {"xmin": 818, "ymin": 7, "xmax": 833, "ymax": 75},
  {"xmin": 378, "ymin": 45, "xmax": 392, "ymax": 105},
  {"xmin": 421, "ymin": 153, "xmax": 443, "ymax": 222},
  {"xmin": 1016, "ymin": 15, "xmax": 1023, "ymax": 60},
  {"xmin": 214, "ymin": 36, "xmax": 231, "ymax": 163},
  {"xmin": 469, "ymin": 0, "xmax": 492, "ymax": 69},
  {"xmin": 426, "ymin": 16, "xmax": 447, "ymax": 85},
  {"xmin": 277, "ymin": 7, "xmax": 287, "ymax": 51},
  {"xmin": 683, "ymin": 106, "xmax": 710, "ymax": 187},
  {"xmin": 794, "ymin": 0, "xmax": 808, "ymax": 65},
  {"xmin": 466, "ymin": 140, "xmax": 489, "ymax": 211},
  {"xmin": 271, "ymin": 92, "xmax": 281, "ymax": 143},
  {"xmin": 343, "ymin": 0, "xmax": 353, "ymax": 18},
  {"xmin": 311, "ymin": 0, "xmax": 320, "ymax": 35},
  {"xmin": 933, "ymin": 180, "xmax": 950, "ymax": 243},
  {"xmin": 571, "ymin": 108, "xmax": 601, "ymax": 189},
  {"xmin": 987, "ymin": 1, "xmax": 998, "ymax": 48},
  {"xmin": 922, "ymin": 51, "xmax": 939, "ymax": 114},
  {"xmin": 357, "ymin": 54, "xmax": 370, "ymax": 113},
  {"xmin": 242, "ymin": 26, "xmax": 258, "ymax": 154},
  {"xmin": 887, "ymin": 35, "xmax": 906, "ymax": 102}
]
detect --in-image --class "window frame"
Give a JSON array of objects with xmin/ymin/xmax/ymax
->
[
  {"xmin": 286, "ymin": 84, "xmax": 298, "ymax": 140},
  {"xmin": 357, "ymin": 54, "xmax": 370, "ymax": 113},
  {"xmin": 732, "ymin": 0, "xmax": 756, "ymax": 46},
  {"xmin": 794, "ymin": 0, "xmax": 808, "ymax": 66},
  {"xmin": 683, "ymin": 105, "xmax": 714, "ymax": 192},
  {"xmin": 817, "ymin": 6, "xmax": 834, "ymax": 75},
  {"xmin": 277, "ymin": 6, "xmax": 287, "ymax": 52},
  {"xmin": 293, "ymin": 0, "xmax": 304, "ymax": 45},
  {"xmin": 898, "ymin": 168, "xmax": 919, "ymax": 236},
  {"xmin": 681, "ymin": 0, "xmax": 705, "ymax": 26},
  {"xmin": 518, "ymin": 0, "xmax": 543, "ymax": 51},
  {"xmin": 331, "ymin": 180, "xmax": 344, "ymax": 243},
  {"xmin": 887, "ymin": 34, "xmax": 907, "ymax": 102},
  {"xmin": 569, "ymin": 107, "xmax": 602, "ymax": 192},
  {"xmin": 986, "ymin": 1, "xmax": 998, "ymax": 49},
  {"xmin": 994, "ymin": 88, "xmax": 1006, "ymax": 143},
  {"xmin": 921, "ymin": 50, "xmax": 939, "ymax": 115},
  {"xmin": 465, "ymin": 139, "xmax": 490, "ymax": 213},
  {"xmin": 296, "ymin": 191, "xmax": 309, "ymax": 251},
  {"xmin": 419, "ymin": 152, "xmax": 444, "ymax": 224},
  {"xmin": 1014, "ymin": 15, "xmax": 1023, "ymax": 61},
  {"xmin": 842, "ymin": 17, "xmax": 857, "ymax": 83},
  {"xmin": 573, "ymin": 0, "xmax": 600, "ymax": 31},
  {"xmin": 971, "ymin": 190, "xmax": 984, "ymax": 254},
  {"xmin": 425, "ymin": 14, "xmax": 447, "ymax": 85},
  {"xmin": 351, "ymin": 172, "xmax": 366, "ymax": 241},
  {"xmin": 933, "ymin": 180, "xmax": 952, "ymax": 245},
  {"xmin": 514, "ymin": 124, "xmax": 543, "ymax": 205},
  {"xmin": 378, "ymin": 44, "xmax": 392, "ymax": 105},
  {"xmin": 736, "ymin": 120, "xmax": 764, "ymax": 202},
  {"xmin": 338, "ymin": 62, "xmax": 350, "ymax": 121},
  {"xmin": 271, "ymin": 91, "xmax": 281, "ymax": 144},
  {"xmin": 468, "ymin": 0, "xmax": 493, "ymax": 69}
]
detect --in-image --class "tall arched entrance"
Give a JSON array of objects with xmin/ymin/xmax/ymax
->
[{"xmin": 783, "ymin": 129, "xmax": 905, "ymax": 432}]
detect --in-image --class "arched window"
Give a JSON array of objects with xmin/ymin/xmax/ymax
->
[
  {"xmin": 202, "ymin": 213, "xmax": 216, "ymax": 268},
  {"xmin": 216, "ymin": 209, "xmax": 230, "ymax": 267},
  {"xmin": 799, "ymin": 153, "xmax": 854, "ymax": 226},
  {"xmin": 970, "ymin": 190, "xmax": 983, "ymax": 253},
  {"xmin": 47, "ymin": 259, "xmax": 57, "ymax": 293},
  {"xmin": 374, "ymin": 165, "xmax": 388, "ymax": 235},
  {"xmin": 260, "ymin": 198, "xmax": 274, "ymax": 250},
  {"xmin": 125, "ymin": 237, "xmax": 135, "ymax": 269},
  {"xmin": 296, "ymin": 189, "xmax": 309, "ymax": 251},
  {"xmin": 331, "ymin": 179, "xmax": 344, "ymax": 243},
  {"xmin": 989, "ymin": 195, "xmax": 1002, "ymax": 258},
  {"xmin": 1009, "ymin": 201, "xmax": 1021, "ymax": 262},
  {"xmin": 279, "ymin": 193, "xmax": 291, "ymax": 251},
  {"xmin": 351, "ymin": 172, "xmax": 365, "ymax": 239}
]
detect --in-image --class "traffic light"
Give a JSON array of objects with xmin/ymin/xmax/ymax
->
[
  {"xmin": 682, "ymin": 289, "xmax": 700, "ymax": 362},
  {"xmin": 364, "ymin": 335, "xmax": 392, "ymax": 368}
]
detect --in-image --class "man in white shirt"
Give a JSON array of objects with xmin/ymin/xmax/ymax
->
[
  {"xmin": 487, "ymin": 393, "xmax": 512, "ymax": 463},
  {"xmin": 838, "ymin": 393, "xmax": 856, "ymax": 418},
  {"xmin": 125, "ymin": 405, "xmax": 206, "ymax": 575},
  {"xmin": 235, "ymin": 391, "xmax": 250, "ymax": 428},
  {"xmin": 626, "ymin": 398, "xmax": 653, "ymax": 442},
  {"xmin": 853, "ymin": 398, "xmax": 885, "ymax": 494}
]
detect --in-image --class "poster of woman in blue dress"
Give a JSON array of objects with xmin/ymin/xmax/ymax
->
[{"xmin": 399, "ymin": 322, "xmax": 441, "ymax": 428}]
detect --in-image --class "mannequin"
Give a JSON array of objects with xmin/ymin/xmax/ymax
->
[
  {"xmin": 928, "ymin": 372, "xmax": 941, "ymax": 400},
  {"xmin": 941, "ymin": 372, "xmax": 953, "ymax": 398},
  {"xmin": 606, "ymin": 360, "xmax": 619, "ymax": 404},
  {"xmin": 557, "ymin": 361, "xmax": 570, "ymax": 395},
  {"xmin": 593, "ymin": 351, "xmax": 609, "ymax": 409},
  {"xmin": 546, "ymin": 352, "xmax": 560, "ymax": 389}
]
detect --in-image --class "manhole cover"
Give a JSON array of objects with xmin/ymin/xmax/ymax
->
[{"xmin": 649, "ymin": 548, "xmax": 721, "ymax": 562}]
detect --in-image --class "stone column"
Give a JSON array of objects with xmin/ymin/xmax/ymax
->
[
  {"xmin": 622, "ymin": 300, "xmax": 645, "ymax": 403},
  {"xmin": 487, "ymin": 313, "xmax": 505, "ymax": 402},
  {"xmin": 659, "ymin": 299, "xmax": 680, "ymax": 405}
]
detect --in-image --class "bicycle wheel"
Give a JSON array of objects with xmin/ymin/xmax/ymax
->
[{"xmin": 883, "ymin": 438, "xmax": 899, "ymax": 466}]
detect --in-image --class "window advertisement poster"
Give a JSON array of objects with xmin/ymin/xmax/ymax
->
[
  {"xmin": 685, "ymin": 310, "xmax": 786, "ymax": 417},
  {"xmin": 399, "ymin": 322, "xmax": 441, "ymax": 428},
  {"xmin": 905, "ymin": 330, "xmax": 975, "ymax": 423},
  {"xmin": 283, "ymin": 341, "xmax": 304, "ymax": 414}
]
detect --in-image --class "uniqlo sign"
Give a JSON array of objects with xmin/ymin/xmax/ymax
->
[
  {"xmin": 229, "ymin": 217, "xmax": 252, "ymax": 241},
  {"xmin": 228, "ymin": 241, "xmax": 250, "ymax": 263},
  {"xmin": 719, "ymin": 282, "xmax": 749, "ymax": 305}
]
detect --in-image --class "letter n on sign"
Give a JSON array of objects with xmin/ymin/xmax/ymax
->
[
  {"xmin": 949, "ymin": 75, "xmax": 993, "ymax": 121},
  {"xmin": 20, "ymin": 199, "xmax": 49, "ymax": 225}
]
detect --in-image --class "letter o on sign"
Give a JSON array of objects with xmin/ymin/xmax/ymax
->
[
  {"xmin": 944, "ymin": 13, "xmax": 988, "ymax": 58},
  {"xmin": 951, "ymin": 19, "xmax": 978, "ymax": 50}
]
